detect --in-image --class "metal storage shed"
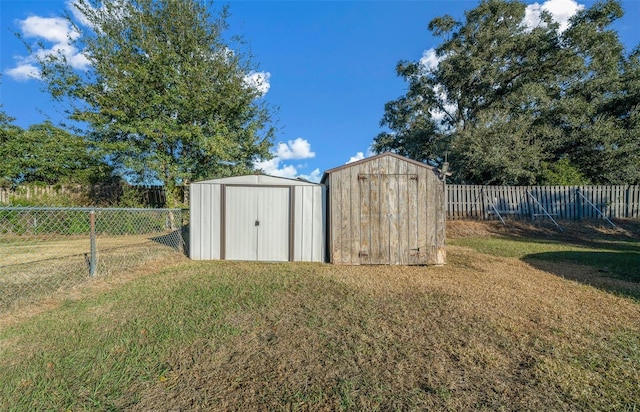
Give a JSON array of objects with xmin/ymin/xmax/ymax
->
[
  {"xmin": 321, "ymin": 152, "xmax": 446, "ymax": 265},
  {"xmin": 190, "ymin": 175, "xmax": 325, "ymax": 262}
]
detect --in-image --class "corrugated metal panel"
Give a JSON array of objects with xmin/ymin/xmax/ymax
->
[
  {"xmin": 202, "ymin": 183, "xmax": 220, "ymax": 259},
  {"xmin": 301, "ymin": 186, "xmax": 315, "ymax": 261},
  {"xmin": 190, "ymin": 175, "xmax": 325, "ymax": 262},
  {"xmin": 293, "ymin": 186, "xmax": 304, "ymax": 261},
  {"xmin": 190, "ymin": 183, "xmax": 220, "ymax": 260},
  {"xmin": 189, "ymin": 184, "xmax": 202, "ymax": 259},
  {"xmin": 225, "ymin": 186, "xmax": 259, "ymax": 260},
  {"xmin": 292, "ymin": 185, "xmax": 325, "ymax": 262},
  {"xmin": 256, "ymin": 187, "xmax": 290, "ymax": 261},
  {"xmin": 209, "ymin": 184, "xmax": 221, "ymax": 259},
  {"xmin": 224, "ymin": 186, "xmax": 290, "ymax": 261}
]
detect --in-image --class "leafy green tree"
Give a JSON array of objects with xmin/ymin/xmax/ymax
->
[
  {"xmin": 375, "ymin": 0, "xmax": 639, "ymax": 185},
  {"xmin": 0, "ymin": 121, "xmax": 112, "ymax": 185},
  {"xmin": 0, "ymin": 109, "xmax": 22, "ymax": 187},
  {"xmin": 36, "ymin": 0, "xmax": 275, "ymax": 205},
  {"xmin": 540, "ymin": 158, "xmax": 590, "ymax": 185},
  {"xmin": 558, "ymin": 0, "xmax": 640, "ymax": 184}
]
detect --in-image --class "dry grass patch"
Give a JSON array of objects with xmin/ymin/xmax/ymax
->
[
  {"xmin": 1, "ymin": 221, "xmax": 639, "ymax": 411},
  {"xmin": 0, "ymin": 232, "xmax": 184, "ymax": 312},
  {"xmin": 0, "ymin": 254, "xmax": 187, "ymax": 328},
  {"xmin": 128, "ymin": 252, "xmax": 640, "ymax": 411}
]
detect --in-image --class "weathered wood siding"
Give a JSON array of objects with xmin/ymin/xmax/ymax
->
[{"xmin": 324, "ymin": 153, "xmax": 446, "ymax": 265}]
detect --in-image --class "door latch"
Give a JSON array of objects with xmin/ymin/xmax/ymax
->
[{"xmin": 255, "ymin": 220, "xmax": 260, "ymax": 226}]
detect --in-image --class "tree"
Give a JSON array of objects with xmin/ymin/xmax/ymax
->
[
  {"xmin": 36, "ymin": 0, "xmax": 275, "ymax": 205},
  {"xmin": 0, "ymin": 108, "xmax": 21, "ymax": 187},
  {"xmin": 0, "ymin": 121, "xmax": 112, "ymax": 185},
  {"xmin": 375, "ymin": 0, "xmax": 640, "ymax": 185},
  {"xmin": 559, "ymin": 1, "xmax": 640, "ymax": 184}
]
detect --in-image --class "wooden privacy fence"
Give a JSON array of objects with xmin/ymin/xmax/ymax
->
[
  {"xmin": 447, "ymin": 185, "xmax": 640, "ymax": 221},
  {"xmin": 0, "ymin": 183, "xmax": 169, "ymax": 207}
]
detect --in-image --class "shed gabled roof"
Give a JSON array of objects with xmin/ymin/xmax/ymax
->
[
  {"xmin": 192, "ymin": 174, "xmax": 321, "ymax": 186},
  {"xmin": 320, "ymin": 152, "xmax": 437, "ymax": 183}
]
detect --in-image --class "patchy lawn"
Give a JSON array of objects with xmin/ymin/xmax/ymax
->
[{"xmin": 0, "ymin": 220, "xmax": 639, "ymax": 411}]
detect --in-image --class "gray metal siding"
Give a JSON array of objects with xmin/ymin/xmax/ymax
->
[
  {"xmin": 190, "ymin": 182, "xmax": 220, "ymax": 260},
  {"xmin": 225, "ymin": 186, "xmax": 259, "ymax": 260},
  {"xmin": 190, "ymin": 175, "xmax": 324, "ymax": 262},
  {"xmin": 224, "ymin": 186, "xmax": 290, "ymax": 261},
  {"xmin": 256, "ymin": 186, "xmax": 290, "ymax": 261},
  {"xmin": 293, "ymin": 185, "xmax": 325, "ymax": 262},
  {"xmin": 189, "ymin": 184, "xmax": 201, "ymax": 259}
]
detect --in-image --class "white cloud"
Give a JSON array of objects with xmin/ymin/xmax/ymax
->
[
  {"xmin": 347, "ymin": 152, "xmax": 365, "ymax": 164},
  {"xmin": 299, "ymin": 168, "xmax": 321, "ymax": 183},
  {"xmin": 419, "ymin": 48, "xmax": 442, "ymax": 72},
  {"xmin": 253, "ymin": 157, "xmax": 298, "ymax": 178},
  {"xmin": 524, "ymin": 0, "xmax": 584, "ymax": 32},
  {"xmin": 67, "ymin": 0, "xmax": 92, "ymax": 27},
  {"xmin": 7, "ymin": 12, "xmax": 90, "ymax": 81},
  {"xmin": 346, "ymin": 147, "xmax": 375, "ymax": 164},
  {"xmin": 275, "ymin": 137, "xmax": 315, "ymax": 160},
  {"xmin": 430, "ymin": 84, "xmax": 457, "ymax": 124},
  {"xmin": 20, "ymin": 15, "xmax": 78, "ymax": 42},
  {"xmin": 244, "ymin": 71, "xmax": 271, "ymax": 96},
  {"xmin": 5, "ymin": 63, "xmax": 40, "ymax": 81},
  {"xmin": 253, "ymin": 138, "xmax": 317, "ymax": 180}
]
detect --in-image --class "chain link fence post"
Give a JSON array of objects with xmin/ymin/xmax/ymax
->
[
  {"xmin": 0, "ymin": 206, "xmax": 186, "ymax": 313},
  {"xmin": 89, "ymin": 209, "xmax": 97, "ymax": 277}
]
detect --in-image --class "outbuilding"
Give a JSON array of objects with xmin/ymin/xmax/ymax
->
[
  {"xmin": 321, "ymin": 152, "xmax": 446, "ymax": 265},
  {"xmin": 190, "ymin": 175, "xmax": 325, "ymax": 262}
]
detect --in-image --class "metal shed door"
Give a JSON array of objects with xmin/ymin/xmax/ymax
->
[{"xmin": 224, "ymin": 186, "xmax": 290, "ymax": 261}]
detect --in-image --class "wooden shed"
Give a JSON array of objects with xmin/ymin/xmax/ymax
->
[
  {"xmin": 189, "ymin": 175, "xmax": 325, "ymax": 262},
  {"xmin": 321, "ymin": 153, "xmax": 446, "ymax": 265}
]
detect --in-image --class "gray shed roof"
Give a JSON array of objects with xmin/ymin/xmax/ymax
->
[{"xmin": 192, "ymin": 174, "xmax": 321, "ymax": 186}]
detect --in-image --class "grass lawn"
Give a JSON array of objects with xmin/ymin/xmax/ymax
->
[
  {"xmin": 0, "ymin": 229, "xmax": 184, "ymax": 312},
  {"xmin": 0, "ymin": 221, "xmax": 639, "ymax": 411}
]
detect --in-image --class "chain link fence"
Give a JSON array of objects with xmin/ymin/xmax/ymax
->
[{"xmin": 0, "ymin": 207, "xmax": 187, "ymax": 313}]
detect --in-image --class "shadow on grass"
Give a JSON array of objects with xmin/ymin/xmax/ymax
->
[
  {"xmin": 150, "ymin": 229, "xmax": 185, "ymax": 254},
  {"xmin": 456, "ymin": 218, "xmax": 640, "ymax": 250},
  {"xmin": 524, "ymin": 251, "xmax": 640, "ymax": 301}
]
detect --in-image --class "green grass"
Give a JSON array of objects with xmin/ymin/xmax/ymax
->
[
  {"xmin": 1, "ymin": 241, "xmax": 639, "ymax": 411},
  {"xmin": 449, "ymin": 237, "xmax": 640, "ymax": 282},
  {"xmin": 0, "ymin": 261, "xmax": 296, "ymax": 410}
]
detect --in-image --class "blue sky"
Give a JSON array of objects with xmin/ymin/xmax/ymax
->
[{"xmin": 1, "ymin": 0, "xmax": 639, "ymax": 182}]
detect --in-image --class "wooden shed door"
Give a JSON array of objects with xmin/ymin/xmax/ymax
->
[
  {"xmin": 359, "ymin": 174, "xmax": 420, "ymax": 265},
  {"xmin": 224, "ymin": 186, "xmax": 290, "ymax": 261}
]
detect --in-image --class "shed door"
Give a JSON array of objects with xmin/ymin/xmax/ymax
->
[
  {"xmin": 224, "ymin": 186, "xmax": 290, "ymax": 261},
  {"xmin": 359, "ymin": 174, "xmax": 420, "ymax": 265}
]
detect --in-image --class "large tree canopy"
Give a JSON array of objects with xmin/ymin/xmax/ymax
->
[
  {"xmin": 0, "ymin": 121, "xmax": 112, "ymax": 186},
  {"xmin": 36, "ymin": 0, "xmax": 275, "ymax": 205},
  {"xmin": 374, "ymin": 0, "xmax": 640, "ymax": 185}
]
